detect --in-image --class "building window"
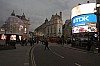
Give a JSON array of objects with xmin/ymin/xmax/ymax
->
[
  {"xmin": 51, "ymin": 26, "xmax": 52, "ymax": 34},
  {"xmin": 59, "ymin": 28, "xmax": 61, "ymax": 34},
  {"xmin": 48, "ymin": 27, "xmax": 49, "ymax": 35},
  {"xmin": 54, "ymin": 26, "xmax": 56, "ymax": 34},
  {"xmin": 13, "ymin": 26, "xmax": 16, "ymax": 33}
]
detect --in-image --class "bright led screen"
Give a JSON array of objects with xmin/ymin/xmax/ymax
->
[
  {"xmin": 71, "ymin": 3, "xmax": 96, "ymax": 18},
  {"xmin": 72, "ymin": 14, "xmax": 97, "ymax": 26},
  {"xmin": 10, "ymin": 35, "xmax": 16, "ymax": 40},
  {"xmin": 1, "ymin": 34, "xmax": 6, "ymax": 40},
  {"xmin": 72, "ymin": 14, "xmax": 97, "ymax": 33}
]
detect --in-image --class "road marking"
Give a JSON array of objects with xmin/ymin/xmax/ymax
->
[
  {"xmin": 24, "ymin": 63, "xmax": 29, "ymax": 66},
  {"xmin": 75, "ymin": 63, "xmax": 81, "ymax": 66},
  {"xmin": 49, "ymin": 48, "xmax": 64, "ymax": 58},
  {"xmin": 31, "ymin": 46, "xmax": 37, "ymax": 66},
  {"xmin": 52, "ymin": 51, "xmax": 64, "ymax": 58}
]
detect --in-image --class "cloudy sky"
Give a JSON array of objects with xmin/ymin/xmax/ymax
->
[{"xmin": 0, "ymin": 0, "xmax": 96, "ymax": 31}]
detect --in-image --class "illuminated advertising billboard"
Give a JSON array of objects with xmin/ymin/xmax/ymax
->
[
  {"xmin": 72, "ymin": 14, "xmax": 97, "ymax": 33},
  {"xmin": 71, "ymin": 3, "xmax": 96, "ymax": 18},
  {"xmin": 72, "ymin": 14, "xmax": 97, "ymax": 26},
  {"xmin": 1, "ymin": 34, "xmax": 6, "ymax": 40},
  {"xmin": 10, "ymin": 35, "xmax": 16, "ymax": 40},
  {"xmin": 19, "ymin": 35, "xmax": 22, "ymax": 40},
  {"xmin": 19, "ymin": 25, "xmax": 23, "ymax": 31}
]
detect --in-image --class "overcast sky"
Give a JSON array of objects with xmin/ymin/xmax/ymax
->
[{"xmin": 0, "ymin": 0, "xmax": 96, "ymax": 31}]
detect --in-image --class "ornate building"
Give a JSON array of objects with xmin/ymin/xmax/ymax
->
[
  {"xmin": 63, "ymin": 20, "xmax": 72, "ymax": 40},
  {"xmin": 1, "ymin": 10, "xmax": 30, "ymax": 40},
  {"xmin": 35, "ymin": 12, "xmax": 63, "ymax": 42}
]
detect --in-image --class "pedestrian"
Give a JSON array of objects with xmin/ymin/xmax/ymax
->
[
  {"xmin": 25, "ymin": 39, "xmax": 27, "ymax": 46},
  {"xmin": 41, "ymin": 39, "xmax": 44, "ymax": 45},
  {"xmin": 23, "ymin": 38, "xmax": 26, "ymax": 46},
  {"xmin": 44, "ymin": 39, "xmax": 49, "ymax": 50},
  {"xmin": 29, "ymin": 38, "xmax": 33, "ymax": 46},
  {"xmin": 61, "ymin": 35, "xmax": 64, "ymax": 45},
  {"xmin": 62, "ymin": 39, "xmax": 65, "ymax": 45},
  {"xmin": 59, "ymin": 38, "xmax": 62, "ymax": 45},
  {"xmin": 36, "ymin": 40, "xmax": 39, "ymax": 44},
  {"xmin": 21, "ymin": 38, "xmax": 24, "ymax": 46},
  {"xmin": 87, "ymin": 40, "xmax": 91, "ymax": 51}
]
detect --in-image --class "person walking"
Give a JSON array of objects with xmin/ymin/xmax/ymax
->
[
  {"xmin": 87, "ymin": 40, "xmax": 91, "ymax": 51},
  {"xmin": 25, "ymin": 39, "xmax": 27, "ymax": 46},
  {"xmin": 44, "ymin": 39, "xmax": 49, "ymax": 50},
  {"xmin": 29, "ymin": 38, "xmax": 33, "ymax": 46},
  {"xmin": 61, "ymin": 35, "xmax": 64, "ymax": 45}
]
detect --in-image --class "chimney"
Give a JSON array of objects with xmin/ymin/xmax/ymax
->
[{"xmin": 60, "ymin": 12, "xmax": 62, "ymax": 20}]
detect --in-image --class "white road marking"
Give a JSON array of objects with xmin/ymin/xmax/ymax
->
[
  {"xmin": 31, "ymin": 46, "xmax": 37, "ymax": 66},
  {"xmin": 75, "ymin": 63, "xmax": 82, "ymax": 66},
  {"xmin": 52, "ymin": 51, "xmax": 64, "ymax": 58},
  {"xmin": 49, "ymin": 48, "xmax": 64, "ymax": 58},
  {"xmin": 24, "ymin": 63, "xmax": 29, "ymax": 66}
]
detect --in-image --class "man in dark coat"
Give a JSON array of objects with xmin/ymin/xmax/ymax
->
[{"xmin": 44, "ymin": 39, "xmax": 49, "ymax": 50}]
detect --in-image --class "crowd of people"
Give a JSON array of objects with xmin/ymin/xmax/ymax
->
[
  {"xmin": 20, "ymin": 38, "xmax": 34, "ymax": 46},
  {"xmin": 19, "ymin": 35, "xmax": 100, "ymax": 53}
]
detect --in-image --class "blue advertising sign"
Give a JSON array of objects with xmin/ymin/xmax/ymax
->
[{"xmin": 72, "ymin": 14, "xmax": 97, "ymax": 26}]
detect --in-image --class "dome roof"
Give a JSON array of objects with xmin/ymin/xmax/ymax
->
[{"xmin": 6, "ymin": 16, "xmax": 23, "ymax": 24}]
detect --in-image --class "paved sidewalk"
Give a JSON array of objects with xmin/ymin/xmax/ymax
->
[
  {"xmin": 0, "ymin": 44, "xmax": 31, "ymax": 66},
  {"xmin": 47, "ymin": 42, "xmax": 100, "ymax": 54},
  {"xmin": 64, "ymin": 44, "xmax": 100, "ymax": 54}
]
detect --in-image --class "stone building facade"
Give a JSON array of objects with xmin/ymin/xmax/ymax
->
[
  {"xmin": 35, "ymin": 12, "xmax": 63, "ymax": 42},
  {"xmin": 63, "ymin": 20, "xmax": 72, "ymax": 40},
  {"xmin": 0, "ymin": 10, "xmax": 30, "ymax": 40}
]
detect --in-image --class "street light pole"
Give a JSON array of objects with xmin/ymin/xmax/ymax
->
[
  {"xmin": 96, "ymin": 3, "xmax": 100, "ymax": 42},
  {"xmin": 5, "ymin": 26, "xmax": 7, "ymax": 45}
]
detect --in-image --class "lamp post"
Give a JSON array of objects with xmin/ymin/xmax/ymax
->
[
  {"xmin": 4, "ymin": 24, "xmax": 7, "ymax": 45},
  {"xmin": 5, "ymin": 29, "xmax": 6, "ymax": 34},
  {"xmin": 96, "ymin": 3, "xmax": 100, "ymax": 42},
  {"xmin": 87, "ymin": 31, "xmax": 89, "ymax": 41},
  {"xmin": 94, "ymin": 3, "xmax": 100, "ymax": 53}
]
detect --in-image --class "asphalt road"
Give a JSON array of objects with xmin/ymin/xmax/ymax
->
[
  {"xmin": 0, "ymin": 44, "xmax": 31, "ymax": 66},
  {"xmin": 33, "ymin": 43, "xmax": 100, "ymax": 66}
]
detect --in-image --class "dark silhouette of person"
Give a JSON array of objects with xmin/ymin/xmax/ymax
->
[
  {"xmin": 87, "ymin": 40, "xmax": 91, "ymax": 51},
  {"xmin": 25, "ymin": 39, "xmax": 27, "ymax": 46},
  {"xmin": 6, "ymin": 35, "xmax": 10, "ymax": 46},
  {"xmin": 29, "ymin": 38, "xmax": 33, "ymax": 46},
  {"xmin": 23, "ymin": 38, "xmax": 26, "ymax": 46},
  {"xmin": 61, "ymin": 35, "xmax": 64, "ymax": 45},
  {"xmin": 21, "ymin": 38, "xmax": 24, "ymax": 46},
  {"xmin": 41, "ymin": 39, "xmax": 44, "ymax": 45},
  {"xmin": 44, "ymin": 39, "xmax": 49, "ymax": 50}
]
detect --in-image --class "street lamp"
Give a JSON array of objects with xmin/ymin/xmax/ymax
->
[
  {"xmin": 4, "ymin": 23, "xmax": 7, "ymax": 45},
  {"xmin": 96, "ymin": 3, "xmax": 100, "ymax": 41}
]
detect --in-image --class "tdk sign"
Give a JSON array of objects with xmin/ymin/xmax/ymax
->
[
  {"xmin": 72, "ymin": 14, "xmax": 97, "ymax": 26},
  {"xmin": 73, "ymin": 16, "xmax": 89, "ymax": 23}
]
